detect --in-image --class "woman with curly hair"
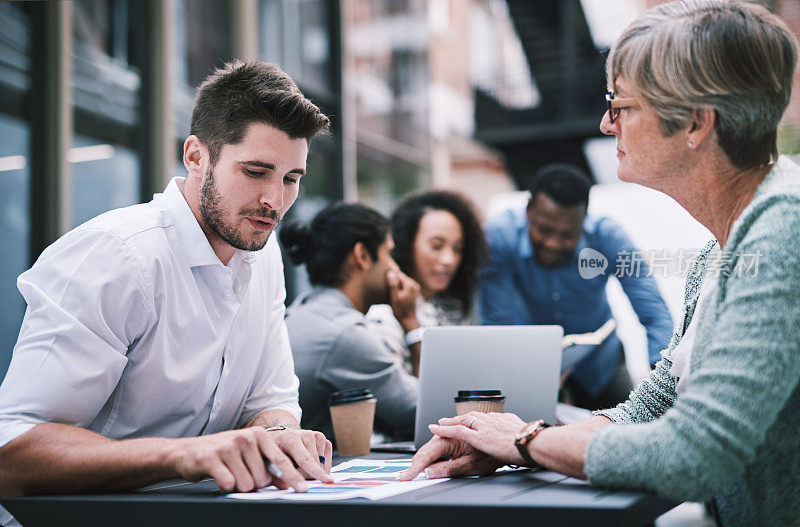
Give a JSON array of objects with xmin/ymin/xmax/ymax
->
[{"xmin": 368, "ymin": 190, "xmax": 486, "ymax": 376}]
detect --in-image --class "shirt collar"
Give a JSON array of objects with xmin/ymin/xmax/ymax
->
[
  {"xmin": 158, "ymin": 177, "xmax": 261, "ymax": 268},
  {"xmin": 313, "ymin": 286, "xmax": 356, "ymax": 310},
  {"xmin": 517, "ymin": 207, "xmax": 534, "ymax": 259},
  {"xmin": 754, "ymin": 155, "xmax": 795, "ymax": 201},
  {"xmin": 518, "ymin": 226, "xmax": 534, "ymax": 260}
]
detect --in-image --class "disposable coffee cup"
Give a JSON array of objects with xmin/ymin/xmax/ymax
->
[
  {"xmin": 454, "ymin": 390, "xmax": 505, "ymax": 415},
  {"xmin": 329, "ymin": 388, "xmax": 377, "ymax": 455}
]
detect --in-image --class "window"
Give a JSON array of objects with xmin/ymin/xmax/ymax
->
[
  {"xmin": 0, "ymin": 114, "xmax": 30, "ymax": 379},
  {"xmin": 173, "ymin": 0, "xmax": 230, "ymax": 145},
  {"xmin": 72, "ymin": 0, "xmax": 141, "ymax": 228},
  {"xmin": 259, "ymin": 0, "xmax": 331, "ymax": 93},
  {"xmin": 0, "ymin": 2, "xmax": 31, "ymax": 379},
  {"xmin": 70, "ymin": 135, "xmax": 140, "ymax": 226}
]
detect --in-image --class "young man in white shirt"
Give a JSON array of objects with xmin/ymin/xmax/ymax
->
[{"xmin": 0, "ymin": 61, "xmax": 332, "ymax": 510}]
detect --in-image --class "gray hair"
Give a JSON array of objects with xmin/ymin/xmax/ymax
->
[{"xmin": 607, "ymin": 0, "xmax": 798, "ymax": 169}]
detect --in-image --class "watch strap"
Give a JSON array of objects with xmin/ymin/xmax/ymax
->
[
  {"xmin": 514, "ymin": 419, "xmax": 547, "ymax": 467},
  {"xmin": 515, "ymin": 440, "xmax": 536, "ymax": 465}
]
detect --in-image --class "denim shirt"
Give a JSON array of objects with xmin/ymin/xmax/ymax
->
[{"xmin": 480, "ymin": 208, "xmax": 673, "ymax": 395}]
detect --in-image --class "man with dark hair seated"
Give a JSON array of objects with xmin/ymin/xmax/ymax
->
[
  {"xmin": 480, "ymin": 164, "xmax": 673, "ymax": 410},
  {"xmin": 281, "ymin": 203, "xmax": 419, "ymax": 443},
  {"xmin": 0, "ymin": 61, "xmax": 332, "ymax": 524}
]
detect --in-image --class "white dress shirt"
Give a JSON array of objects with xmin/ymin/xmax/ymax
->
[{"xmin": 0, "ymin": 177, "xmax": 301, "ymax": 449}]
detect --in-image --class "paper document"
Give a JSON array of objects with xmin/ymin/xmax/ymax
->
[
  {"xmin": 226, "ymin": 458, "xmax": 447, "ymax": 501},
  {"xmin": 560, "ymin": 319, "xmax": 616, "ymax": 373},
  {"xmin": 561, "ymin": 319, "xmax": 616, "ymax": 347}
]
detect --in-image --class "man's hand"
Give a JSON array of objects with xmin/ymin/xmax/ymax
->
[
  {"xmin": 387, "ymin": 269, "xmax": 421, "ymax": 331},
  {"xmin": 427, "ymin": 412, "xmax": 528, "ymax": 466},
  {"xmin": 170, "ymin": 428, "xmax": 332, "ymax": 494},
  {"xmin": 269, "ymin": 428, "xmax": 333, "ymax": 478},
  {"xmin": 397, "ymin": 435, "xmax": 503, "ymax": 481}
]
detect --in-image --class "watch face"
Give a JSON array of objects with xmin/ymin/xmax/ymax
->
[{"xmin": 516, "ymin": 420, "xmax": 543, "ymax": 444}]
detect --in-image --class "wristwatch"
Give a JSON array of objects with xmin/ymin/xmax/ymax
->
[{"xmin": 514, "ymin": 419, "xmax": 548, "ymax": 466}]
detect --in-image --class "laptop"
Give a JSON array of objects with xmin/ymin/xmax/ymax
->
[
  {"xmin": 406, "ymin": 325, "xmax": 563, "ymax": 449},
  {"xmin": 371, "ymin": 325, "xmax": 563, "ymax": 453}
]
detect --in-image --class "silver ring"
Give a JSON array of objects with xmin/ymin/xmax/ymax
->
[{"xmin": 467, "ymin": 417, "xmax": 477, "ymax": 429}]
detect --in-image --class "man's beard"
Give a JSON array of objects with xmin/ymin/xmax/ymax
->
[{"xmin": 199, "ymin": 168, "xmax": 280, "ymax": 252}]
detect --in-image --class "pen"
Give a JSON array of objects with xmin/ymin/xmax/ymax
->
[
  {"xmin": 265, "ymin": 460, "xmax": 311, "ymax": 493},
  {"xmin": 264, "ymin": 456, "xmax": 325, "ymax": 486},
  {"xmin": 265, "ymin": 460, "xmax": 283, "ymax": 479}
]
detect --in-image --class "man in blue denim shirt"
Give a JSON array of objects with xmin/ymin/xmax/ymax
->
[{"xmin": 480, "ymin": 164, "xmax": 673, "ymax": 409}]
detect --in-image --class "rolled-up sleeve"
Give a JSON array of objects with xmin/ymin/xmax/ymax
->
[
  {"xmin": 0, "ymin": 229, "xmax": 148, "ymax": 448},
  {"xmin": 595, "ymin": 353, "xmax": 679, "ymax": 424}
]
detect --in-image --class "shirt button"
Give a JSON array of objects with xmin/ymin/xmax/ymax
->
[
  {"xmin": 554, "ymin": 310, "xmax": 563, "ymax": 319},
  {"xmin": 551, "ymin": 292, "xmax": 561, "ymax": 301}
]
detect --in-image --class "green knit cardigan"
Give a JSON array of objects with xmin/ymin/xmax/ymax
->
[{"xmin": 585, "ymin": 156, "xmax": 800, "ymax": 527}]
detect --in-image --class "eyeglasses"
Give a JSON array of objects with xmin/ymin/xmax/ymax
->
[{"xmin": 605, "ymin": 91, "xmax": 639, "ymax": 123}]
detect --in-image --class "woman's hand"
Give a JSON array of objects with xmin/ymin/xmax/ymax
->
[
  {"xmin": 387, "ymin": 269, "xmax": 421, "ymax": 331},
  {"xmin": 397, "ymin": 435, "xmax": 504, "ymax": 481},
  {"xmin": 401, "ymin": 412, "xmax": 607, "ymax": 482},
  {"xmin": 427, "ymin": 412, "xmax": 528, "ymax": 466}
]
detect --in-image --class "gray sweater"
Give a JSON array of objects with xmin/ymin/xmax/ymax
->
[
  {"xmin": 585, "ymin": 156, "xmax": 800, "ymax": 527},
  {"xmin": 285, "ymin": 287, "xmax": 418, "ymax": 443}
]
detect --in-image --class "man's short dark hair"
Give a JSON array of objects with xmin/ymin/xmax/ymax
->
[
  {"xmin": 527, "ymin": 164, "xmax": 592, "ymax": 208},
  {"xmin": 190, "ymin": 60, "xmax": 331, "ymax": 165}
]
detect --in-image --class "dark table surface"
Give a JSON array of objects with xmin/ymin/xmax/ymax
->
[{"xmin": 2, "ymin": 453, "xmax": 677, "ymax": 527}]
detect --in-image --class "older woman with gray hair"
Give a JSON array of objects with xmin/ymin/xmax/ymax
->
[{"xmin": 399, "ymin": 2, "xmax": 800, "ymax": 525}]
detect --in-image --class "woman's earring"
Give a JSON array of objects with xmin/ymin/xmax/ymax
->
[{"xmin": 688, "ymin": 140, "xmax": 695, "ymax": 149}]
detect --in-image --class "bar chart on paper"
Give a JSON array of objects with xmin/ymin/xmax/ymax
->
[{"xmin": 226, "ymin": 458, "xmax": 447, "ymax": 501}]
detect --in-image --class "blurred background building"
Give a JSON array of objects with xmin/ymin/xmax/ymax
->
[{"xmin": 0, "ymin": 0, "xmax": 799, "ymax": 382}]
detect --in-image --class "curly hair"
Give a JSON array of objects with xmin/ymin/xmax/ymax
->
[{"xmin": 390, "ymin": 191, "xmax": 486, "ymax": 316}]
